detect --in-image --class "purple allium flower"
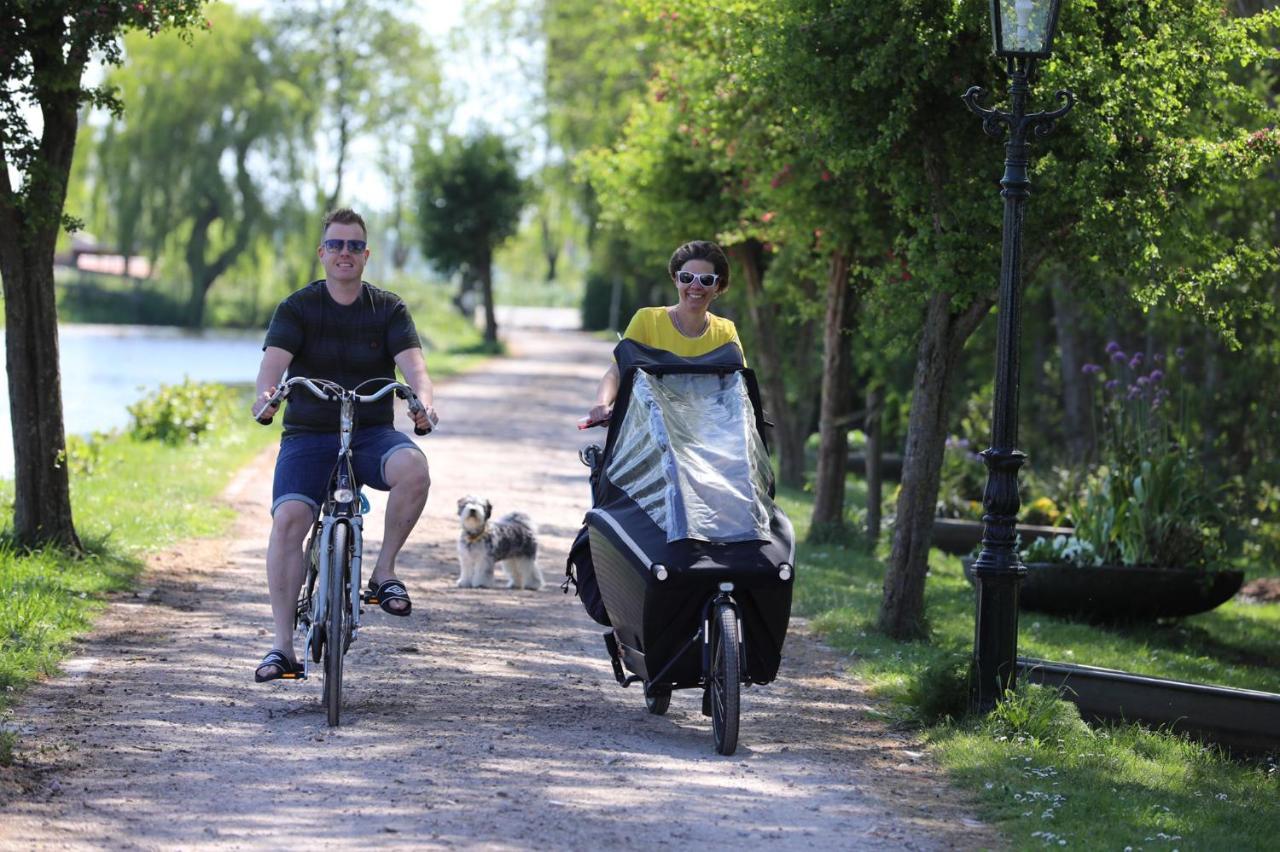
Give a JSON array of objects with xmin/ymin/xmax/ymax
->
[
  {"xmin": 1105, "ymin": 341, "xmax": 1121, "ymax": 355},
  {"xmin": 1149, "ymin": 369, "xmax": 1164, "ymax": 382},
  {"xmin": 1111, "ymin": 351, "xmax": 1128, "ymax": 364},
  {"xmin": 1081, "ymin": 363, "xmax": 1103, "ymax": 375},
  {"xmin": 1153, "ymin": 353, "xmax": 1165, "ymax": 364},
  {"xmin": 1176, "ymin": 346, "xmax": 1186, "ymax": 358},
  {"xmin": 957, "ymin": 437, "xmax": 970, "ymax": 448},
  {"xmin": 1129, "ymin": 353, "xmax": 1144, "ymax": 369},
  {"xmin": 1137, "ymin": 376, "xmax": 1150, "ymax": 386},
  {"xmin": 1105, "ymin": 379, "xmax": 1121, "ymax": 391},
  {"xmin": 1127, "ymin": 385, "xmax": 1142, "ymax": 400}
]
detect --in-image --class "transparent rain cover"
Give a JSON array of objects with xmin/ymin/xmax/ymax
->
[{"xmin": 607, "ymin": 370, "xmax": 775, "ymax": 543}]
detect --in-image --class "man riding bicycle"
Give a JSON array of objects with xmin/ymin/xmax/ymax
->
[{"xmin": 251, "ymin": 208, "xmax": 437, "ymax": 683}]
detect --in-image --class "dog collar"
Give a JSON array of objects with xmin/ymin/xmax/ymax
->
[{"xmin": 464, "ymin": 531, "xmax": 485, "ymax": 543}]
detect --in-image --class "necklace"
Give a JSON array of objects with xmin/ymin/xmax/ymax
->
[{"xmin": 669, "ymin": 307, "xmax": 709, "ymax": 338}]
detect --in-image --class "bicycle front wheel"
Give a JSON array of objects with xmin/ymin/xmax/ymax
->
[
  {"xmin": 323, "ymin": 522, "xmax": 350, "ymax": 727},
  {"xmin": 709, "ymin": 603, "xmax": 740, "ymax": 755}
]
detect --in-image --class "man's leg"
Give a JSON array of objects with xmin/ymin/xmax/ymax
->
[
  {"xmin": 259, "ymin": 500, "xmax": 313, "ymax": 674},
  {"xmin": 369, "ymin": 447, "xmax": 431, "ymax": 613}
]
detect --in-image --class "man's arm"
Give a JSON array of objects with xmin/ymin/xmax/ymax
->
[
  {"xmin": 252, "ymin": 346, "xmax": 294, "ymax": 420},
  {"xmin": 393, "ymin": 347, "xmax": 437, "ymax": 431}
]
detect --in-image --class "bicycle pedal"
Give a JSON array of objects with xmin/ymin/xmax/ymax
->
[
  {"xmin": 360, "ymin": 590, "xmax": 379, "ymax": 605},
  {"xmin": 279, "ymin": 670, "xmax": 307, "ymax": 681}
]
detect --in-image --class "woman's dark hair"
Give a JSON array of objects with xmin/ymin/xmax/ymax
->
[{"xmin": 668, "ymin": 240, "xmax": 730, "ymax": 291}]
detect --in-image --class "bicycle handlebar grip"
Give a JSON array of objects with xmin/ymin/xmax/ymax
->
[
  {"xmin": 408, "ymin": 399, "xmax": 436, "ymax": 436},
  {"xmin": 255, "ymin": 414, "xmax": 274, "ymax": 425}
]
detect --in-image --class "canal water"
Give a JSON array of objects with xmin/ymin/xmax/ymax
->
[{"xmin": 0, "ymin": 324, "xmax": 266, "ymax": 478}]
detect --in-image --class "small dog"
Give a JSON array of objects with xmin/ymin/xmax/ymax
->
[{"xmin": 455, "ymin": 496, "xmax": 544, "ymax": 590}]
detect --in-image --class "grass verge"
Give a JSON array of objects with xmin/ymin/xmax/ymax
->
[{"xmin": 780, "ymin": 484, "xmax": 1280, "ymax": 849}]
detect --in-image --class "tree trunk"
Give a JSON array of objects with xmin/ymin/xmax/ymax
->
[
  {"xmin": 184, "ymin": 195, "xmax": 254, "ymax": 328},
  {"xmin": 479, "ymin": 256, "xmax": 498, "ymax": 345},
  {"xmin": 0, "ymin": 80, "xmax": 82, "ymax": 551},
  {"xmin": 728, "ymin": 240, "xmax": 807, "ymax": 488},
  {"xmin": 541, "ymin": 213, "xmax": 559, "ymax": 283},
  {"xmin": 1050, "ymin": 273, "xmax": 1094, "ymax": 463},
  {"xmin": 878, "ymin": 291, "xmax": 992, "ymax": 639},
  {"xmin": 865, "ymin": 382, "xmax": 885, "ymax": 547},
  {"xmin": 810, "ymin": 251, "xmax": 854, "ymax": 533}
]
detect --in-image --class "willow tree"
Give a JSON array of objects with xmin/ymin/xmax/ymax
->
[
  {"xmin": 91, "ymin": 4, "xmax": 315, "ymax": 326},
  {"xmin": 0, "ymin": 1, "xmax": 206, "ymax": 549}
]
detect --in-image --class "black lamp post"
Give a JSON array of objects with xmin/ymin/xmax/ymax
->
[{"xmin": 962, "ymin": 0, "xmax": 1074, "ymax": 713}]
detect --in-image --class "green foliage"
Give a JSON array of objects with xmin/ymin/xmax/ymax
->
[
  {"xmin": 1070, "ymin": 456, "xmax": 1232, "ymax": 570},
  {"xmin": 415, "ymin": 131, "xmax": 527, "ymax": 275},
  {"xmin": 0, "ymin": 729, "xmax": 14, "ymax": 767},
  {"xmin": 127, "ymin": 380, "xmax": 238, "ymax": 446},
  {"xmin": 91, "ymin": 3, "xmax": 315, "ymax": 326},
  {"xmin": 904, "ymin": 652, "xmax": 972, "ymax": 725},
  {"xmin": 0, "ymin": 1, "xmax": 209, "ymax": 235},
  {"xmin": 1063, "ymin": 343, "xmax": 1237, "ymax": 569},
  {"xmin": 60, "ymin": 432, "xmax": 112, "ymax": 478},
  {"xmin": 983, "ymin": 684, "xmax": 1092, "ymax": 746}
]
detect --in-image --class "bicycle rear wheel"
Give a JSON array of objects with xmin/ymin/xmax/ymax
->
[
  {"xmin": 709, "ymin": 603, "xmax": 740, "ymax": 755},
  {"xmin": 323, "ymin": 522, "xmax": 350, "ymax": 727}
]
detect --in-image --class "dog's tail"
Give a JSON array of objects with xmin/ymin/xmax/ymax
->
[{"xmin": 498, "ymin": 512, "xmax": 535, "ymax": 531}]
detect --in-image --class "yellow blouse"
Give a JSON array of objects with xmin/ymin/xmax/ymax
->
[{"xmin": 621, "ymin": 307, "xmax": 744, "ymax": 360}]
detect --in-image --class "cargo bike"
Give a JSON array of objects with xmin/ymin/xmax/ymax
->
[{"xmin": 567, "ymin": 340, "xmax": 796, "ymax": 755}]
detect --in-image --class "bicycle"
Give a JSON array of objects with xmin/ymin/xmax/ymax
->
[{"xmin": 256, "ymin": 375, "xmax": 432, "ymax": 726}]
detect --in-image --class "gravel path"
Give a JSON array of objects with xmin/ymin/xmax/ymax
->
[{"xmin": 0, "ymin": 327, "xmax": 997, "ymax": 850}]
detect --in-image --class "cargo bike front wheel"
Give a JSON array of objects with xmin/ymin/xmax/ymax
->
[{"xmin": 707, "ymin": 600, "xmax": 740, "ymax": 756}]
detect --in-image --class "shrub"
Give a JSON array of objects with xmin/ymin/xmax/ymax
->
[
  {"xmin": 904, "ymin": 652, "xmax": 972, "ymax": 725},
  {"xmin": 982, "ymin": 683, "xmax": 1091, "ymax": 745},
  {"xmin": 127, "ymin": 379, "xmax": 238, "ymax": 445}
]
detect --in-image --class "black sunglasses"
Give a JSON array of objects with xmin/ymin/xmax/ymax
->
[
  {"xmin": 676, "ymin": 271, "xmax": 720, "ymax": 288},
  {"xmin": 322, "ymin": 239, "xmax": 368, "ymax": 254}
]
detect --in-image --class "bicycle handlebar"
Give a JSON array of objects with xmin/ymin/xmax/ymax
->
[{"xmin": 255, "ymin": 376, "xmax": 436, "ymax": 435}]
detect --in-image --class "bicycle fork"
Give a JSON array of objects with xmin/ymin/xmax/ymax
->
[{"xmin": 302, "ymin": 516, "xmax": 363, "ymax": 680}]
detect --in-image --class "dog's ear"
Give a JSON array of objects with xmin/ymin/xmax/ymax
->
[
  {"xmin": 457, "ymin": 496, "xmax": 468, "ymax": 511},
  {"xmin": 484, "ymin": 499, "xmax": 492, "ymax": 519}
]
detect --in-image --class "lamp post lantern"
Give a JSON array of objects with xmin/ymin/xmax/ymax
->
[{"xmin": 962, "ymin": 0, "xmax": 1074, "ymax": 714}]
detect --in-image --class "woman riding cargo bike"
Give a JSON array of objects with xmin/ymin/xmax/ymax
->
[{"xmin": 571, "ymin": 241, "xmax": 796, "ymax": 755}]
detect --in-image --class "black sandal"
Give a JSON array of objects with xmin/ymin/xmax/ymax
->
[
  {"xmin": 364, "ymin": 578, "xmax": 412, "ymax": 617},
  {"xmin": 255, "ymin": 649, "xmax": 304, "ymax": 682}
]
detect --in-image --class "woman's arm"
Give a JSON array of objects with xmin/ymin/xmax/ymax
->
[{"xmin": 588, "ymin": 362, "xmax": 620, "ymax": 423}]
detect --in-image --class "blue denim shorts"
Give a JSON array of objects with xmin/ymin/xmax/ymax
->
[{"xmin": 271, "ymin": 426, "xmax": 424, "ymax": 516}]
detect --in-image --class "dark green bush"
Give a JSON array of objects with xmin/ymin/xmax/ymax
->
[
  {"xmin": 904, "ymin": 652, "xmax": 972, "ymax": 725},
  {"xmin": 127, "ymin": 380, "xmax": 237, "ymax": 445}
]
